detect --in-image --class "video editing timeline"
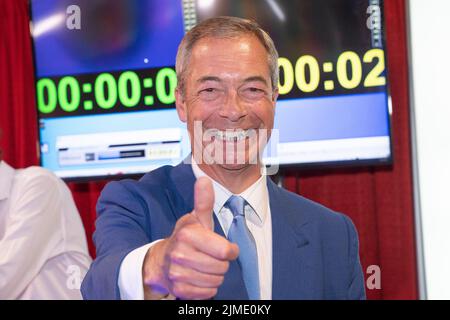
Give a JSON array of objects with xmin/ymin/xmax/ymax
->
[{"xmin": 56, "ymin": 128, "xmax": 182, "ymax": 167}]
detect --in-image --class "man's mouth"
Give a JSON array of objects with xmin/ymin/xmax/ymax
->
[{"xmin": 213, "ymin": 129, "xmax": 253, "ymax": 142}]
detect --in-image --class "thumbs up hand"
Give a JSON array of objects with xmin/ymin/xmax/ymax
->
[
  {"xmin": 192, "ymin": 176, "xmax": 215, "ymax": 230},
  {"xmin": 142, "ymin": 177, "xmax": 239, "ymax": 300}
]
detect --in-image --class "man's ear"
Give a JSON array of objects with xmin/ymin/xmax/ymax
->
[
  {"xmin": 175, "ymin": 87, "xmax": 187, "ymax": 123},
  {"xmin": 272, "ymin": 88, "xmax": 279, "ymax": 104}
]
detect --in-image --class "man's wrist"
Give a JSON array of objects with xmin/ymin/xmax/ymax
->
[{"xmin": 142, "ymin": 239, "xmax": 170, "ymax": 299}]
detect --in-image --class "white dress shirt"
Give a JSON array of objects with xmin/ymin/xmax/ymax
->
[
  {"xmin": 118, "ymin": 161, "xmax": 272, "ymax": 300},
  {"xmin": 0, "ymin": 161, "xmax": 92, "ymax": 299}
]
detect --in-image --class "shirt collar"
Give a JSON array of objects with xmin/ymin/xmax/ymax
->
[
  {"xmin": 190, "ymin": 158, "xmax": 268, "ymax": 224},
  {"xmin": 0, "ymin": 161, "xmax": 15, "ymax": 201}
]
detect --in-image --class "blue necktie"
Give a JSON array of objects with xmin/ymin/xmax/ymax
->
[{"xmin": 225, "ymin": 195, "xmax": 260, "ymax": 300}]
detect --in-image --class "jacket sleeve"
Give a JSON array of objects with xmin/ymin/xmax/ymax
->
[
  {"xmin": 81, "ymin": 180, "xmax": 151, "ymax": 300},
  {"xmin": 342, "ymin": 214, "xmax": 366, "ymax": 300}
]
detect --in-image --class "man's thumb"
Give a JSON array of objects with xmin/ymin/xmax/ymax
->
[{"xmin": 193, "ymin": 177, "xmax": 214, "ymax": 230}]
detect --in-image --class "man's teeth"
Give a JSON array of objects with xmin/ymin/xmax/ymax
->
[{"xmin": 215, "ymin": 130, "xmax": 250, "ymax": 142}]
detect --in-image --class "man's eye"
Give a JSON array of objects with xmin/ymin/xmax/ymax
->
[
  {"xmin": 245, "ymin": 87, "xmax": 266, "ymax": 94},
  {"xmin": 198, "ymin": 88, "xmax": 222, "ymax": 101},
  {"xmin": 241, "ymin": 87, "xmax": 266, "ymax": 99},
  {"xmin": 199, "ymin": 88, "xmax": 218, "ymax": 94}
]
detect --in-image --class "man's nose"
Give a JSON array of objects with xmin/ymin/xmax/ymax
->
[{"xmin": 218, "ymin": 91, "xmax": 248, "ymax": 121}]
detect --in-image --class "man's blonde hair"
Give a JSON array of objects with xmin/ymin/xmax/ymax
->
[{"xmin": 175, "ymin": 16, "xmax": 279, "ymax": 95}]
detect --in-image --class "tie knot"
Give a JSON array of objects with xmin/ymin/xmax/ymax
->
[{"xmin": 225, "ymin": 195, "xmax": 246, "ymax": 218}]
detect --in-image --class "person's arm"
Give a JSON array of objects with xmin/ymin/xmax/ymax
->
[
  {"xmin": 118, "ymin": 241, "xmax": 167, "ymax": 300},
  {"xmin": 0, "ymin": 168, "xmax": 62, "ymax": 299},
  {"xmin": 342, "ymin": 215, "xmax": 366, "ymax": 300},
  {"xmin": 80, "ymin": 180, "xmax": 153, "ymax": 300},
  {"xmin": 82, "ymin": 177, "xmax": 238, "ymax": 300},
  {"xmin": 140, "ymin": 178, "xmax": 239, "ymax": 300}
]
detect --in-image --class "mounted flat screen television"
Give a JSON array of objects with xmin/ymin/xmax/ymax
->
[{"xmin": 30, "ymin": 0, "xmax": 392, "ymax": 180}]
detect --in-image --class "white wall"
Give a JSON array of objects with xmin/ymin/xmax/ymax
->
[{"xmin": 407, "ymin": 0, "xmax": 450, "ymax": 300}]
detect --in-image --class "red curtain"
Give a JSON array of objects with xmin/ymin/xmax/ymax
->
[
  {"xmin": 0, "ymin": 0, "xmax": 38, "ymax": 168},
  {"xmin": 0, "ymin": 0, "xmax": 417, "ymax": 299}
]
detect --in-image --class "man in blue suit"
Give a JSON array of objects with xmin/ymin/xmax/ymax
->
[{"xmin": 81, "ymin": 16, "xmax": 365, "ymax": 300}]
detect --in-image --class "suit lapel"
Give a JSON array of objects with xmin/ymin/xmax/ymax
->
[
  {"xmin": 168, "ymin": 160, "xmax": 248, "ymax": 299},
  {"xmin": 268, "ymin": 179, "xmax": 320, "ymax": 300},
  {"xmin": 168, "ymin": 160, "xmax": 196, "ymax": 217}
]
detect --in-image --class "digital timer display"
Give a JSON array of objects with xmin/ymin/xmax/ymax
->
[
  {"xmin": 31, "ymin": 0, "xmax": 392, "ymax": 180},
  {"xmin": 37, "ymin": 67, "xmax": 177, "ymax": 117},
  {"xmin": 278, "ymin": 48, "xmax": 385, "ymax": 96},
  {"xmin": 36, "ymin": 48, "xmax": 386, "ymax": 118}
]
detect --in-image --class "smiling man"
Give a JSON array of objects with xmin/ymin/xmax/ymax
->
[
  {"xmin": 177, "ymin": 20, "xmax": 277, "ymax": 194},
  {"xmin": 81, "ymin": 16, "xmax": 365, "ymax": 300}
]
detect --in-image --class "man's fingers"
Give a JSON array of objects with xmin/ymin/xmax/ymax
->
[
  {"xmin": 169, "ymin": 241, "xmax": 231, "ymax": 275},
  {"xmin": 193, "ymin": 176, "xmax": 214, "ymax": 230},
  {"xmin": 176, "ymin": 225, "xmax": 239, "ymax": 261},
  {"xmin": 168, "ymin": 263, "xmax": 224, "ymax": 288},
  {"xmin": 170, "ymin": 282, "xmax": 218, "ymax": 300}
]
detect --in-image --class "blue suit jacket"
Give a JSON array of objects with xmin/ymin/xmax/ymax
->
[{"xmin": 81, "ymin": 161, "xmax": 366, "ymax": 300}]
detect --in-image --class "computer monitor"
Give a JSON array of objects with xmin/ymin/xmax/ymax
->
[{"xmin": 30, "ymin": 0, "xmax": 391, "ymax": 180}]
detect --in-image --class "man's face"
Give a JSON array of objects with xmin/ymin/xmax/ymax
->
[{"xmin": 175, "ymin": 35, "xmax": 278, "ymax": 171}]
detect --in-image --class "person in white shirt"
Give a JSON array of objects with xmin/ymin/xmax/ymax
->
[{"xmin": 0, "ymin": 158, "xmax": 92, "ymax": 299}]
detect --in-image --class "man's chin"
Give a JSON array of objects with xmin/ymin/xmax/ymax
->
[
  {"xmin": 218, "ymin": 162, "xmax": 249, "ymax": 171},
  {"xmin": 217, "ymin": 159, "xmax": 260, "ymax": 171}
]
